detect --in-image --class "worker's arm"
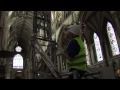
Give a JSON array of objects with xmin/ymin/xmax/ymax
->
[{"xmin": 65, "ymin": 39, "xmax": 80, "ymax": 61}]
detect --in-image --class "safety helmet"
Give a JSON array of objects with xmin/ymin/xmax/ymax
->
[{"xmin": 68, "ymin": 25, "xmax": 81, "ymax": 35}]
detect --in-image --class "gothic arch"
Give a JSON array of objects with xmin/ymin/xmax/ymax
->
[{"xmin": 81, "ymin": 11, "xmax": 116, "ymax": 44}]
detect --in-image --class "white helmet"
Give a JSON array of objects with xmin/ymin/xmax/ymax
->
[{"xmin": 68, "ymin": 25, "xmax": 81, "ymax": 35}]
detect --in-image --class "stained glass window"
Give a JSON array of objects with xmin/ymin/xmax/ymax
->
[
  {"xmin": 107, "ymin": 22, "xmax": 120, "ymax": 56},
  {"xmin": 13, "ymin": 54, "xmax": 23, "ymax": 69},
  {"xmin": 93, "ymin": 33, "xmax": 103, "ymax": 62},
  {"xmin": 84, "ymin": 39, "xmax": 91, "ymax": 65}
]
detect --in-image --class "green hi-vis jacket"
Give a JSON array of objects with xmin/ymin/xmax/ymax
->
[{"xmin": 67, "ymin": 37, "xmax": 87, "ymax": 71}]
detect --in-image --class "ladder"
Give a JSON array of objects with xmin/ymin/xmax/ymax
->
[{"xmin": 33, "ymin": 38, "xmax": 60, "ymax": 79}]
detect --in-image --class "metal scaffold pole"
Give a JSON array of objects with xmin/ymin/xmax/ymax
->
[{"xmin": 32, "ymin": 11, "xmax": 60, "ymax": 79}]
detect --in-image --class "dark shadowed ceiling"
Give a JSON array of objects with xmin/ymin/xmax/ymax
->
[
  {"xmin": 8, "ymin": 11, "xmax": 33, "ymax": 57},
  {"xmin": 81, "ymin": 11, "xmax": 116, "ymax": 44}
]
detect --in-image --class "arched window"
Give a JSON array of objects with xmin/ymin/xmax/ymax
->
[
  {"xmin": 15, "ymin": 46, "xmax": 22, "ymax": 52},
  {"xmin": 84, "ymin": 39, "xmax": 91, "ymax": 65},
  {"xmin": 13, "ymin": 54, "xmax": 23, "ymax": 69},
  {"xmin": 93, "ymin": 33, "xmax": 103, "ymax": 62},
  {"xmin": 106, "ymin": 22, "xmax": 120, "ymax": 56}
]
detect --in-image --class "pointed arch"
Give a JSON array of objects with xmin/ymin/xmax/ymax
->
[
  {"xmin": 84, "ymin": 39, "xmax": 91, "ymax": 65},
  {"xmin": 13, "ymin": 54, "xmax": 23, "ymax": 69},
  {"xmin": 106, "ymin": 22, "xmax": 120, "ymax": 56},
  {"xmin": 93, "ymin": 33, "xmax": 103, "ymax": 62}
]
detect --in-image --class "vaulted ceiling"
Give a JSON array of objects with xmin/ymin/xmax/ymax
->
[
  {"xmin": 58, "ymin": 11, "xmax": 116, "ymax": 49},
  {"xmin": 7, "ymin": 11, "xmax": 116, "ymax": 57},
  {"xmin": 80, "ymin": 11, "xmax": 116, "ymax": 44},
  {"xmin": 8, "ymin": 11, "xmax": 33, "ymax": 56}
]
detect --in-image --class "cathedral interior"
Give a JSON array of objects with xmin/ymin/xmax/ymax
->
[{"xmin": 0, "ymin": 11, "xmax": 120, "ymax": 79}]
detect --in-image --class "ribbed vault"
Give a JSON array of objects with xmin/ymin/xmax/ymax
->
[
  {"xmin": 81, "ymin": 11, "xmax": 116, "ymax": 44},
  {"xmin": 8, "ymin": 11, "xmax": 33, "ymax": 57}
]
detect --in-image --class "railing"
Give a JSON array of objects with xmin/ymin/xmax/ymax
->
[{"xmin": 59, "ymin": 70, "xmax": 102, "ymax": 79}]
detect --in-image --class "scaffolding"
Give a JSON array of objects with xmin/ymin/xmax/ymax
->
[
  {"xmin": 31, "ymin": 11, "xmax": 103, "ymax": 79},
  {"xmin": 32, "ymin": 11, "xmax": 60, "ymax": 79}
]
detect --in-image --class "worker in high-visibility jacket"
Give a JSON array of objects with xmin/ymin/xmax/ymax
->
[{"xmin": 64, "ymin": 24, "xmax": 87, "ymax": 79}]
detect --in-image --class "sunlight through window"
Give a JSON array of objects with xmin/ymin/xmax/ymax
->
[
  {"xmin": 107, "ymin": 22, "xmax": 120, "ymax": 56},
  {"xmin": 15, "ymin": 46, "xmax": 22, "ymax": 52},
  {"xmin": 13, "ymin": 54, "xmax": 23, "ymax": 69},
  {"xmin": 93, "ymin": 33, "xmax": 103, "ymax": 62},
  {"xmin": 84, "ymin": 39, "xmax": 91, "ymax": 65}
]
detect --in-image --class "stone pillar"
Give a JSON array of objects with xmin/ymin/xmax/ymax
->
[
  {"xmin": 100, "ymin": 37, "xmax": 109, "ymax": 67},
  {"xmin": 6, "ymin": 60, "xmax": 11, "ymax": 79}
]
